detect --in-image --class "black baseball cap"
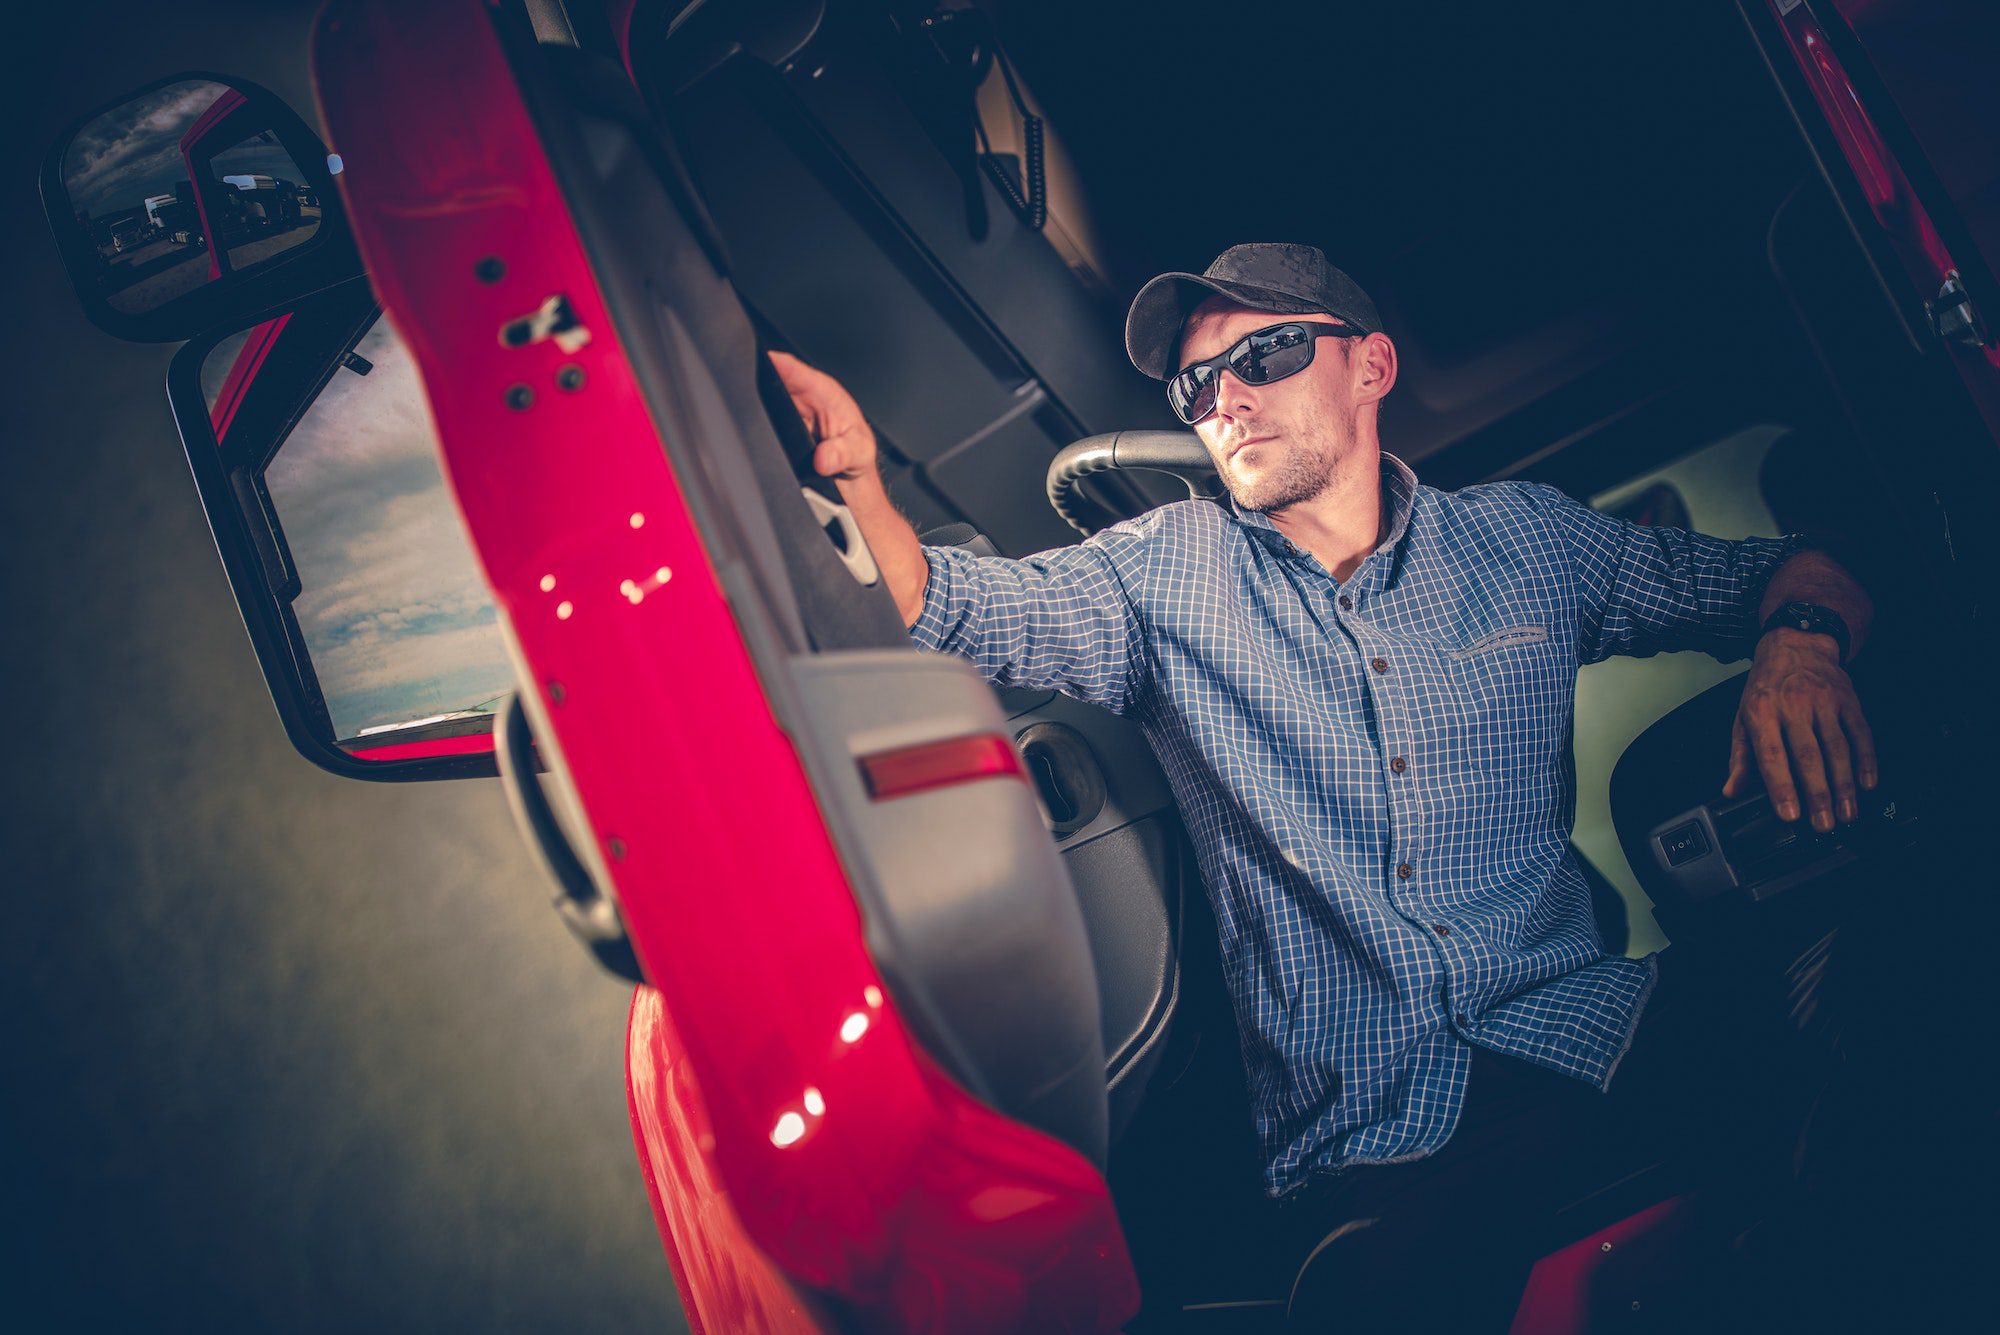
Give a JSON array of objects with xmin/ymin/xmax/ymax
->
[{"xmin": 1125, "ymin": 243, "xmax": 1383, "ymax": 381}]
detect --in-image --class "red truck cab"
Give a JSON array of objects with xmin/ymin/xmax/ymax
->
[{"xmin": 39, "ymin": 1, "xmax": 2000, "ymax": 1329}]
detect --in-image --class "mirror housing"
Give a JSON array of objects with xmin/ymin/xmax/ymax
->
[
  {"xmin": 41, "ymin": 72, "xmax": 363, "ymax": 343},
  {"xmin": 168, "ymin": 277, "xmax": 506, "ymax": 781}
]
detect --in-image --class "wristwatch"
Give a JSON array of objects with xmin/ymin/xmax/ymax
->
[{"xmin": 1759, "ymin": 600, "xmax": 1851, "ymax": 662}]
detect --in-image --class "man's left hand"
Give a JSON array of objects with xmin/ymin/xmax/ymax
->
[{"xmin": 1722, "ymin": 629, "xmax": 1878, "ymax": 832}]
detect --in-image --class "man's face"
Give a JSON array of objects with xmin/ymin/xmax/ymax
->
[{"xmin": 1176, "ymin": 299, "xmax": 1364, "ymax": 513}]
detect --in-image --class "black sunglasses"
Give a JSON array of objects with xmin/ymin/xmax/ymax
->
[{"xmin": 1167, "ymin": 321, "xmax": 1366, "ymax": 425}]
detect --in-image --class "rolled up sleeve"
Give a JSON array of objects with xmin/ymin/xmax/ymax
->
[
  {"xmin": 910, "ymin": 538, "xmax": 1150, "ymax": 714},
  {"xmin": 1526, "ymin": 483, "xmax": 1807, "ymax": 665}
]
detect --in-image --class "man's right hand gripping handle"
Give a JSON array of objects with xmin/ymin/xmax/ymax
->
[{"xmin": 769, "ymin": 351, "xmax": 930, "ymax": 627}]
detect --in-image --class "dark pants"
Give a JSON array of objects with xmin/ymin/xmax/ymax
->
[
  {"xmin": 1272, "ymin": 916, "xmax": 1832, "ymax": 1331},
  {"xmin": 1130, "ymin": 871, "xmax": 1994, "ymax": 1332}
]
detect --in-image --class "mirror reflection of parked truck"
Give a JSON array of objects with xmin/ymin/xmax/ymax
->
[
  {"xmin": 146, "ymin": 187, "xmax": 201, "ymax": 246},
  {"xmin": 220, "ymin": 174, "xmax": 303, "ymax": 236},
  {"xmin": 103, "ymin": 209, "xmax": 151, "ymax": 253}
]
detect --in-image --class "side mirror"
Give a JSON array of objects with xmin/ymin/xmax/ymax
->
[
  {"xmin": 41, "ymin": 73, "xmax": 362, "ymax": 343},
  {"xmin": 168, "ymin": 277, "xmax": 512, "ymax": 778}
]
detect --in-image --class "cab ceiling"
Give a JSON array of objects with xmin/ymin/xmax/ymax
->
[{"xmin": 987, "ymin": 0, "xmax": 1816, "ymax": 471}]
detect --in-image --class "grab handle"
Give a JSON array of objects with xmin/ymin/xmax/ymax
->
[{"xmin": 496, "ymin": 692, "xmax": 643, "ymax": 982}]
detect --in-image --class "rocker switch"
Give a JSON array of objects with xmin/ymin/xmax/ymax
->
[{"xmin": 1659, "ymin": 820, "xmax": 1711, "ymax": 868}]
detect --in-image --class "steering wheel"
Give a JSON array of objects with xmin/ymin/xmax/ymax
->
[{"xmin": 1047, "ymin": 430, "xmax": 1220, "ymax": 536}]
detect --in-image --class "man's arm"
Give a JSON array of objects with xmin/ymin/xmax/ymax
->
[
  {"xmin": 1530, "ymin": 483, "xmax": 1880, "ymax": 834},
  {"xmin": 1723, "ymin": 549, "xmax": 1878, "ymax": 834},
  {"xmin": 1530, "ymin": 483, "xmax": 1802, "ymax": 664},
  {"xmin": 770, "ymin": 351, "xmax": 1151, "ymax": 714},
  {"xmin": 770, "ymin": 350, "xmax": 929, "ymax": 625}
]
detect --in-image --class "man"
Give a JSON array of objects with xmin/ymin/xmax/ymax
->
[{"xmin": 772, "ymin": 244, "xmax": 1877, "ymax": 1325}]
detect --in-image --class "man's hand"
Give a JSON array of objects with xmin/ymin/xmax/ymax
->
[
  {"xmin": 769, "ymin": 349, "xmax": 878, "ymax": 482},
  {"xmin": 1722, "ymin": 629, "xmax": 1878, "ymax": 832},
  {"xmin": 765, "ymin": 350, "xmax": 930, "ymax": 626}
]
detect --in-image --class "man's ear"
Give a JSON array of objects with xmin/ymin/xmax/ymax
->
[{"xmin": 1353, "ymin": 333, "xmax": 1397, "ymax": 405}]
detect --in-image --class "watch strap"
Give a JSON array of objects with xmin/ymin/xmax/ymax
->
[{"xmin": 1759, "ymin": 600, "xmax": 1851, "ymax": 662}]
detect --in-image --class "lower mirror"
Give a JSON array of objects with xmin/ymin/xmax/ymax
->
[{"xmin": 172, "ymin": 277, "xmax": 511, "ymax": 778}]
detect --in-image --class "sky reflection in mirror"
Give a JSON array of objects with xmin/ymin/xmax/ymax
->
[{"xmin": 224, "ymin": 315, "xmax": 512, "ymax": 746}]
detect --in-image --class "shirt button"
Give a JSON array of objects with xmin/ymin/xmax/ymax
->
[
  {"xmin": 1339, "ymin": 595, "xmax": 1353, "ymax": 610},
  {"xmin": 1455, "ymin": 1013, "xmax": 1472, "ymax": 1029},
  {"xmin": 1371, "ymin": 657, "xmax": 1390, "ymax": 674},
  {"xmin": 1398, "ymin": 862, "xmax": 1415, "ymax": 880},
  {"xmin": 1431, "ymin": 922, "xmax": 1449, "ymax": 935},
  {"xmin": 1389, "ymin": 756, "xmax": 1407, "ymax": 774},
  {"xmin": 1284, "ymin": 541, "xmax": 1301, "ymax": 557}
]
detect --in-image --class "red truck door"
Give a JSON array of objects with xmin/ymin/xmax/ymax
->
[
  {"xmin": 1751, "ymin": 0, "xmax": 2000, "ymax": 443},
  {"xmin": 309, "ymin": 3, "xmax": 1138, "ymax": 1333}
]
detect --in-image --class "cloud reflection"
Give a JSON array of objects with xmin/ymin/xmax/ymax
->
[
  {"xmin": 253, "ymin": 317, "xmax": 513, "ymax": 739},
  {"xmin": 65, "ymin": 81, "xmax": 224, "ymax": 218}
]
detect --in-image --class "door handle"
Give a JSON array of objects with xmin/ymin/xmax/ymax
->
[{"xmin": 496, "ymin": 692, "xmax": 644, "ymax": 983}]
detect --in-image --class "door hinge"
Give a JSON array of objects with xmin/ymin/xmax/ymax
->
[{"xmin": 1924, "ymin": 269, "xmax": 1987, "ymax": 349}]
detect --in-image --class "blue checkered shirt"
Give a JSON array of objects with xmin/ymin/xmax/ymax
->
[{"xmin": 909, "ymin": 452, "xmax": 1803, "ymax": 1195}]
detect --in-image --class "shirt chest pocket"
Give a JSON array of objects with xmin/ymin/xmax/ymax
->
[
  {"xmin": 1438, "ymin": 621, "xmax": 1566, "ymax": 748},
  {"xmin": 1447, "ymin": 624, "xmax": 1551, "ymax": 660}
]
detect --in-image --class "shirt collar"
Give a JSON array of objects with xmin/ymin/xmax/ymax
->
[{"xmin": 1230, "ymin": 450, "xmax": 1420, "ymax": 573}]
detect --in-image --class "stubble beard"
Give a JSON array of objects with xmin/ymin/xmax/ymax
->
[
  {"xmin": 1221, "ymin": 402, "xmax": 1357, "ymax": 513},
  {"xmin": 1224, "ymin": 443, "xmax": 1330, "ymax": 512}
]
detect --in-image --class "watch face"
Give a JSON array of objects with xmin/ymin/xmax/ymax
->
[{"xmin": 1765, "ymin": 601, "xmax": 1849, "ymax": 658}]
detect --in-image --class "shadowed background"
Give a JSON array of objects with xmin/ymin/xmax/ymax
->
[{"xmin": 0, "ymin": 3, "xmax": 686, "ymax": 1328}]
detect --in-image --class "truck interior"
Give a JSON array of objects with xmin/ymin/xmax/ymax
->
[{"xmin": 41, "ymin": 0, "xmax": 1998, "ymax": 1330}]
